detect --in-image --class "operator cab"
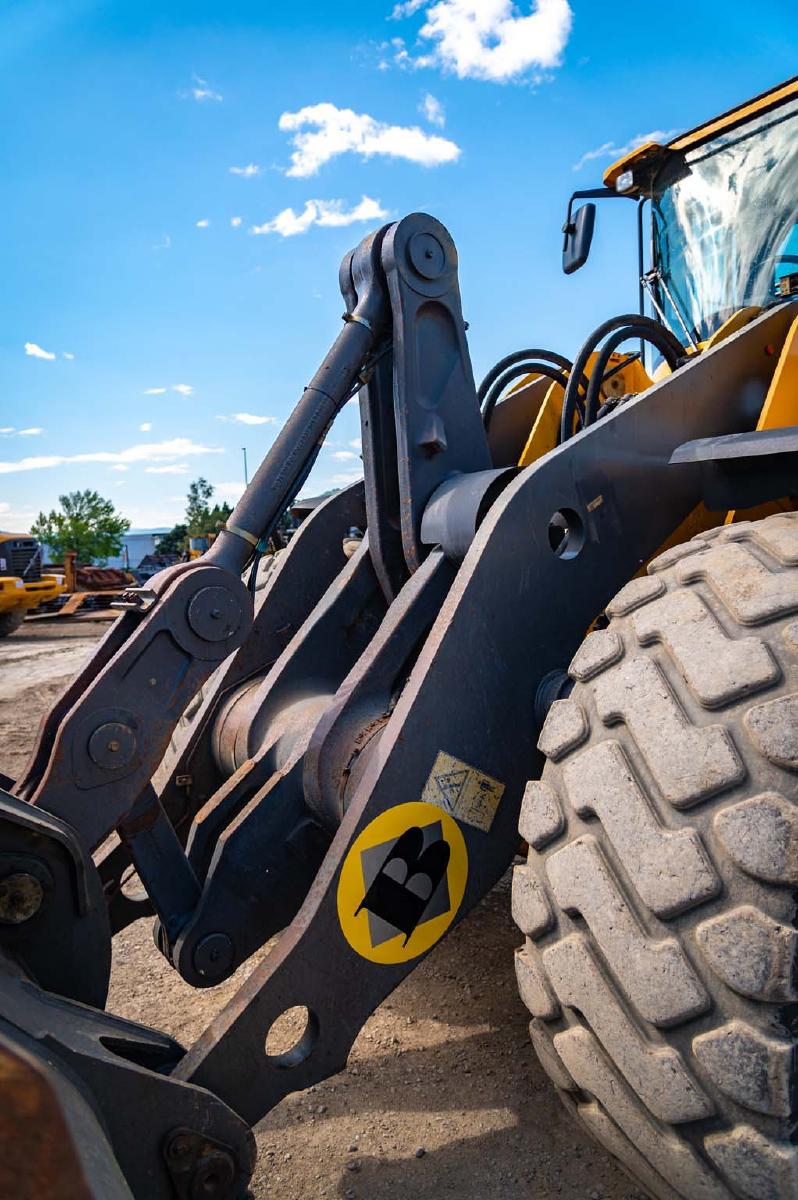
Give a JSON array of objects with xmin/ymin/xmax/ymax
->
[{"xmin": 562, "ymin": 75, "xmax": 798, "ymax": 348}]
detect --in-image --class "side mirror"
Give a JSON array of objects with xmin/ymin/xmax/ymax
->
[{"xmin": 562, "ymin": 202, "xmax": 596, "ymax": 275}]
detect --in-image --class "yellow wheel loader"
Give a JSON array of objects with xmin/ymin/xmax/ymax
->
[
  {"xmin": 1, "ymin": 76, "xmax": 798, "ymax": 1200},
  {"xmin": 0, "ymin": 532, "xmax": 64, "ymax": 636}
]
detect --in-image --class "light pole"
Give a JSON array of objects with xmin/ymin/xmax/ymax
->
[{"xmin": 242, "ymin": 446, "xmax": 249, "ymax": 487}]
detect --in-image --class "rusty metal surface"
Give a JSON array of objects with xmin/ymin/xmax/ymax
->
[
  {"xmin": 96, "ymin": 485, "xmax": 368, "ymax": 939},
  {"xmin": 167, "ymin": 543, "xmax": 387, "ymax": 984},
  {"xmin": 154, "ymin": 482, "xmax": 367, "ymax": 818},
  {"xmin": 206, "ymin": 226, "xmax": 390, "ymax": 578},
  {"xmin": 16, "ymin": 563, "xmax": 253, "ymax": 850},
  {"xmin": 0, "ymin": 788, "xmax": 111, "ymax": 1007},
  {"xmin": 0, "ymin": 963, "xmax": 255, "ymax": 1199},
  {"xmin": 382, "ymin": 214, "xmax": 492, "ymax": 571},
  {"xmin": 303, "ymin": 548, "xmax": 455, "ymax": 829},
  {"xmin": 0, "ymin": 1022, "xmax": 133, "ymax": 1200},
  {"xmin": 211, "ymin": 541, "xmax": 385, "ymax": 777}
]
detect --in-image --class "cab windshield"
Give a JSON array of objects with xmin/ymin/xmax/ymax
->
[{"xmin": 651, "ymin": 96, "xmax": 798, "ymax": 342}]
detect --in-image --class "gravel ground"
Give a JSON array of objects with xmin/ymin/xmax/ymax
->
[{"xmin": 0, "ymin": 620, "xmax": 639, "ymax": 1200}]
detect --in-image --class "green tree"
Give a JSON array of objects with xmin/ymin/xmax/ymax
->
[
  {"xmin": 185, "ymin": 477, "xmax": 215, "ymax": 536},
  {"xmin": 31, "ymin": 490, "xmax": 130, "ymax": 565},
  {"xmin": 155, "ymin": 523, "xmax": 188, "ymax": 557},
  {"xmin": 185, "ymin": 477, "xmax": 232, "ymax": 536}
]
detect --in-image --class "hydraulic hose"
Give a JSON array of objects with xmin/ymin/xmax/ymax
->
[
  {"xmin": 478, "ymin": 348, "xmax": 574, "ymax": 430},
  {"xmin": 560, "ymin": 315, "xmax": 686, "ymax": 444},
  {"xmin": 583, "ymin": 327, "xmax": 682, "ymax": 428},
  {"xmin": 481, "ymin": 362, "xmax": 571, "ymax": 430}
]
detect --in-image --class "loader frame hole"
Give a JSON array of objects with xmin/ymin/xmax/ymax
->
[
  {"xmin": 548, "ymin": 508, "xmax": 585, "ymax": 560},
  {"xmin": 265, "ymin": 1005, "xmax": 319, "ymax": 1068}
]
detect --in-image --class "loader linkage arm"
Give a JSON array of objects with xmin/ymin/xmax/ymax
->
[{"xmin": 2, "ymin": 211, "xmax": 796, "ymax": 1200}]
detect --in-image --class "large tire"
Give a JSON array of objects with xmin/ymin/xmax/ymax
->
[
  {"xmin": 0, "ymin": 607, "xmax": 25, "ymax": 637},
  {"xmin": 513, "ymin": 511, "xmax": 798, "ymax": 1200}
]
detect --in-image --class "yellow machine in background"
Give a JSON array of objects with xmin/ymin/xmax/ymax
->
[
  {"xmin": 188, "ymin": 532, "xmax": 217, "ymax": 559},
  {"xmin": 0, "ymin": 532, "xmax": 63, "ymax": 637}
]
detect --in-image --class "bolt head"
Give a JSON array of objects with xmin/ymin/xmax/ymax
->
[
  {"xmin": 166, "ymin": 1131, "xmax": 194, "ymax": 1161},
  {"xmin": 88, "ymin": 721, "xmax": 137, "ymax": 770},
  {"xmin": 407, "ymin": 230, "xmax": 446, "ymax": 280},
  {"xmin": 190, "ymin": 1150, "xmax": 236, "ymax": 1199},
  {"xmin": 192, "ymin": 932, "xmax": 235, "ymax": 980},
  {"xmin": 0, "ymin": 873, "xmax": 44, "ymax": 924},
  {"xmin": 187, "ymin": 586, "xmax": 242, "ymax": 643}
]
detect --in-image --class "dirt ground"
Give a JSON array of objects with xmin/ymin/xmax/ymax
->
[{"xmin": 0, "ymin": 620, "xmax": 640, "ymax": 1200}]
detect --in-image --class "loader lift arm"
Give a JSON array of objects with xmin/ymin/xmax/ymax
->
[{"xmin": 1, "ymin": 212, "xmax": 795, "ymax": 1200}]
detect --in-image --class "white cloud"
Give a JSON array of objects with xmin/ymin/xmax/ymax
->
[
  {"xmin": 24, "ymin": 342, "xmax": 56, "ymax": 360},
  {"xmin": 18, "ymin": 428, "xmax": 43, "ymax": 436},
  {"xmin": 111, "ymin": 464, "xmax": 129, "ymax": 472},
  {"xmin": 0, "ymin": 502, "xmax": 39, "ymax": 530},
  {"xmin": 231, "ymin": 216, "xmax": 243, "ymax": 228},
  {"xmin": 0, "ymin": 437, "xmax": 221, "ymax": 475},
  {"xmin": 391, "ymin": 0, "xmax": 573, "ymax": 83},
  {"xmin": 229, "ymin": 163, "xmax": 261, "ymax": 178},
  {"xmin": 330, "ymin": 449, "xmax": 358, "ymax": 461},
  {"xmin": 327, "ymin": 469, "xmax": 364, "ymax": 486},
  {"xmin": 143, "ymin": 387, "xmax": 167, "ymax": 395},
  {"xmin": 172, "ymin": 384, "xmax": 194, "ymax": 396},
  {"xmin": 251, "ymin": 195, "xmax": 388, "ymax": 238},
  {"xmin": 0, "ymin": 428, "xmax": 14, "ymax": 435},
  {"xmin": 214, "ymin": 481, "xmax": 246, "ymax": 502},
  {"xmin": 420, "ymin": 92, "xmax": 445, "ymax": 127},
  {"xmin": 196, "ymin": 218, "xmax": 210, "ymax": 228},
  {"xmin": 572, "ymin": 128, "xmax": 680, "ymax": 171},
  {"xmin": 217, "ymin": 412, "xmax": 278, "ymax": 426},
  {"xmin": 145, "ymin": 464, "xmax": 189, "ymax": 475},
  {"xmin": 62, "ymin": 351, "xmax": 75, "ymax": 360},
  {"xmin": 139, "ymin": 422, "xmax": 152, "ymax": 432},
  {"xmin": 278, "ymin": 102, "xmax": 460, "ymax": 177},
  {"xmin": 188, "ymin": 75, "xmax": 222, "ymax": 102},
  {"xmin": 348, "ymin": 437, "xmax": 362, "ymax": 450}
]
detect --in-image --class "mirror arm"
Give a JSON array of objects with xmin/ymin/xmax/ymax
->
[{"xmin": 562, "ymin": 188, "xmax": 620, "ymax": 248}]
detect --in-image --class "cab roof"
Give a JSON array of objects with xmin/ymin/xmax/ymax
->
[{"xmin": 603, "ymin": 74, "xmax": 798, "ymax": 189}]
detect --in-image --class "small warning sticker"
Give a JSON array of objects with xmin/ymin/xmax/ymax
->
[{"xmin": 421, "ymin": 751, "xmax": 505, "ymax": 832}]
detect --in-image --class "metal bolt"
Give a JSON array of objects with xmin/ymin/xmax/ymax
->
[
  {"xmin": 0, "ymin": 873, "xmax": 44, "ymax": 924},
  {"xmin": 166, "ymin": 1130, "xmax": 194, "ymax": 1162},
  {"xmin": 407, "ymin": 229, "xmax": 446, "ymax": 280},
  {"xmin": 190, "ymin": 1149, "xmax": 236, "ymax": 1199},
  {"xmin": 192, "ymin": 932, "xmax": 235, "ymax": 980},
  {"xmin": 88, "ymin": 721, "xmax": 137, "ymax": 770},
  {"xmin": 187, "ymin": 586, "xmax": 243, "ymax": 643}
]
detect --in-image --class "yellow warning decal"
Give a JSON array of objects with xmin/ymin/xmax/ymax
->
[
  {"xmin": 337, "ymin": 801, "xmax": 468, "ymax": 965},
  {"xmin": 421, "ymin": 751, "xmax": 505, "ymax": 833}
]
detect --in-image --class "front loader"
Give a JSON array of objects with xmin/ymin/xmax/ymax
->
[
  {"xmin": 0, "ymin": 532, "xmax": 63, "ymax": 636},
  {"xmin": 2, "ymin": 75, "xmax": 798, "ymax": 1200}
]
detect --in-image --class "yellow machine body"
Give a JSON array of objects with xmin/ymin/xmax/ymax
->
[{"xmin": 0, "ymin": 532, "xmax": 63, "ymax": 619}]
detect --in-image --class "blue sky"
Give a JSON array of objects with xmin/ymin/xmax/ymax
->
[{"xmin": 2, "ymin": 0, "xmax": 796, "ymax": 532}]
